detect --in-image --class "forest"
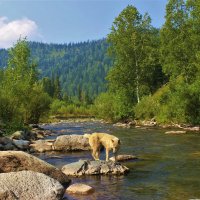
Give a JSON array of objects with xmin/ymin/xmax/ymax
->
[
  {"xmin": 0, "ymin": 39, "xmax": 113, "ymax": 99},
  {"xmin": 0, "ymin": 0, "xmax": 200, "ymax": 134}
]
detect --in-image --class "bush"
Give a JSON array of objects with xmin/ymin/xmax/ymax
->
[
  {"xmin": 134, "ymin": 95, "xmax": 159, "ymax": 120},
  {"xmin": 93, "ymin": 92, "xmax": 133, "ymax": 122},
  {"xmin": 50, "ymin": 100, "xmax": 68, "ymax": 115},
  {"xmin": 24, "ymin": 84, "xmax": 52, "ymax": 124},
  {"xmin": 50, "ymin": 100, "xmax": 93, "ymax": 117},
  {"xmin": 134, "ymin": 79, "xmax": 190, "ymax": 124},
  {"xmin": 0, "ymin": 94, "xmax": 24, "ymax": 133}
]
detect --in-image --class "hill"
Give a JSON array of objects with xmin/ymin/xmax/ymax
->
[{"xmin": 0, "ymin": 39, "xmax": 113, "ymax": 99}]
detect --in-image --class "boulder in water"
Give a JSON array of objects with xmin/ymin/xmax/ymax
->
[
  {"xmin": 109, "ymin": 154, "xmax": 137, "ymax": 162},
  {"xmin": 30, "ymin": 139, "xmax": 55, "ymax": 152},
  {"xmin": 62, "ymin": 160, "xmax": 129, "ymax": 176},
  {"xmin": 66, "ymin": 183, "xmax": 94, "ymax": 195},
  {"xmin": 12, "ymin": 139, "xmax": 30, "ymax": 150},
  {"xmin": 0, "ymin": 171, "xmax": 65, "ymax": 200},
  {"xmin": 53, "ymin": 135, "xmax": 90, "ymax": 151},
  {"xmin": 0, "ymin": 151, "xmax": 70, "ymax": 187}
]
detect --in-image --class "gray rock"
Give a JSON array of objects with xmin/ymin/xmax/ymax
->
[
  {"xmin": 66, "ymin": 183, "xmax": 94, "ymax": 195},
  {"xmin": 109, "ymin": 154, "xmax": 137, "ymax": 162},
  {"xmin": 0, "ymin": 171, "xmax": 65, "ymax": 200},
  {"xmin": 61, "ymin": 160, "xmax": 87, "ymax": 176},
  {"xmin": 86, "ymin": 160, "xmax": 102, "ymax": 175},
  {"xmin": 3, "ymin": 143, "xmax": 16, "ymax": 151},
  {"xmin": 12, "ymin": 139, "xmax": 30, "ymax": 150},
  {"xmin": 0, "ymin": 137, "xmax": 18, "ymax": 150},
  {"xmin": 54, "ymin": 135, "xmax": 90, "ymax": 151},
  {"xmin": 62, "ymin": 160, "xmax": 129, "ymax": 176},
  {"xmin": 0, "ymin": 151, "xmax": 70, "ymax": 187}
]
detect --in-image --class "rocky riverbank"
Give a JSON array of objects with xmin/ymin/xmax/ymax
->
[{"xmin": 0, "ymin": 123, "xmax": 133, "ymax": 200}]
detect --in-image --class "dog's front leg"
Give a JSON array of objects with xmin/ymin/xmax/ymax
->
[
  {"xmin": 113, "ymin": 148, "xmax": 119, "ymax": 162},
  {"xmin": 105, "ymin": 148, "xmax": 110, "ymax": 161},
  {"xmin": 113, "ymin": 152, "xmax": 117, "ymax": 162}
]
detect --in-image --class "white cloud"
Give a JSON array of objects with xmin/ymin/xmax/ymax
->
[{"xmin": 0, "ymin": 17, "xmax": 40, "ymax": 48}]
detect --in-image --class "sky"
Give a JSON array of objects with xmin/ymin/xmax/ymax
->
[{"xmin": 0, "ymin": 0, "xmax": 168, "ymax": 49}]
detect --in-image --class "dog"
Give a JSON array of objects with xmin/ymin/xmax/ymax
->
[{"xmin": 84, "ymin": 132, "xmax": 120, "ymax": 161}]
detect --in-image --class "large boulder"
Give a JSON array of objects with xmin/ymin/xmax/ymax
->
[
  {"xmin": 0, "ymin": 151, "xmax": 70, "ymax": 187},
  {"xmin": 53, "ymin": 135, "xmax": 90, "ymax": 151},
  {"xmin": 30, "ymin": 139, "xmax": 55, "ymax": 152},
  {"xmin": 62, "ymin": 160, "xmax": 129, "ymax": 176},
  {"xmin": 0, "ymin": 171, "xmax": 65, "ymax": 200}
]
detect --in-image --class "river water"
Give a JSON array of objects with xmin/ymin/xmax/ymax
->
[{"xmin": 38, "ymin": 121, "xmax": 200, "ymax": 200}]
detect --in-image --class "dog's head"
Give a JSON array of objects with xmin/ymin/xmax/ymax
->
[{"xmin": 111, "ymin": 138, "xmax": 120, "ymax": 153}]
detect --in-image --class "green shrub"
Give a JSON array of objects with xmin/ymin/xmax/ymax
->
[
  {"xmin": 93, "ymin": 92, "xmax": 133, "ymax": 122},
  {"xmin": 134, "ymin": 81, "xmax": 187, "ymax": 124},
  {"xmin": 50, "ymin": 100, "xmax": 93, "ymax": 117},
  {"xmin": 134, "ymin": 95, "xmax": 159, "ymax": 120},
  {"xmin": 50, "ymin": 100, "xmax": 67, "ymax": 115},
  {"xmin": 24, "ymin": 84, "xmax": 52, "ymax": 124}
]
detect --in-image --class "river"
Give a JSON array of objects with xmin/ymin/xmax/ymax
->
[{"xmin": 37, "ymin": 120, "xmax": 200, "ymax": 200}]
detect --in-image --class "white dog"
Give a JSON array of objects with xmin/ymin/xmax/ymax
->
[{"xmin": 84, "ymin": 132, "xmax": 120, "ymax": 161}]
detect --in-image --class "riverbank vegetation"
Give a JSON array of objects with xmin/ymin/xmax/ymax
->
[
  {"xmin": 0, "ymin": 39, "xmax": 52, "ymax": 133},
  {"xmin": 94, "ymin": 0, "xmax": 200, "ymax": 125},
  {"xmin": 1, "ymin": 0, "xmax": 200, "ymax": 134}
]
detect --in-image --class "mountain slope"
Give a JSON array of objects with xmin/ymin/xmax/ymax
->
[{"xmin": 0, "ymin": 39, "xmax": 113, "ymax": 99}]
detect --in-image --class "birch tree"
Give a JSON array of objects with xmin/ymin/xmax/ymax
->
[{"xmin": 107, "ymin": 5, "xmax": 159, "ymax": 104}]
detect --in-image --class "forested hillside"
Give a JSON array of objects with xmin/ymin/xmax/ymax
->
[{"xmin": 0, "ymin": 39, "xmax": 113, "ymax": 99}]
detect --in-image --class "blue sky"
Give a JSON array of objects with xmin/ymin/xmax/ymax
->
[{"xmin": 0, "ymin": 0, "xmax": 168, "ymax": 48}]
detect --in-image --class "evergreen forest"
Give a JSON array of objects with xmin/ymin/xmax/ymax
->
[{"xmin": 0, "ymin": 39, "xmax": 113, "ymax": 99}]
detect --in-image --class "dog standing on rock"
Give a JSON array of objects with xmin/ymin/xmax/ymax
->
[{"xmin": 84, "ymin": 132, "xmax": 120, "ymax": 161}]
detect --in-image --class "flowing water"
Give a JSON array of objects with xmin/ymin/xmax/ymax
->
[{"xmin": 37, "ymin": 121, "xmax": 200, "ymax": 200}]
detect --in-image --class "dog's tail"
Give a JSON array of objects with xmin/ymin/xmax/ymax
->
[{"xmin": 83, "ymin": 134, "xmax": 91, "ymax": 139}]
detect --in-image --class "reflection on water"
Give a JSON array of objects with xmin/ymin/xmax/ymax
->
[{"xmin": 38, "ymin": 121, "xmax": 200, "ymax": 200}]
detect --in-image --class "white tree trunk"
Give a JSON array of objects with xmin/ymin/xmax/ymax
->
[{"xmin": 135, "ymin": 60, "xmax": 140, "ymax": 103}]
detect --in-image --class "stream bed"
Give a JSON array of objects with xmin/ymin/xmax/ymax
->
[{"xmin": 37, "ymin": 121, "xmax": 200, "ymax": 200}]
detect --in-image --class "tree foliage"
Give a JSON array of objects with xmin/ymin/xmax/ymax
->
[
  {"xmin": 0, "ymin": 38, "xmax": 51, "ymax": 132},
  {"xmin": 107, "ymin": 5, "xmax": 163, "ymax": 104}
]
